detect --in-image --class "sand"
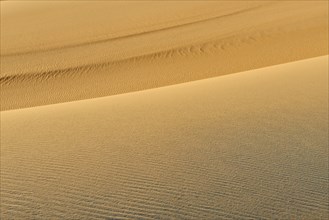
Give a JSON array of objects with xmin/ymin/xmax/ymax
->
[
  {"xmin": 0, "ymin": 1, "xmax": 328, "ymax": 219},
  {"xmin": 0, "ymin": 1, "xmax": 328, "ymax": 110},
  {"xmin": 1, "ymin": 56, "xmax": 328, "ymax": 219}
]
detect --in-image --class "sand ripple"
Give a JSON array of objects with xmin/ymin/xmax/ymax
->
[{"xmin": 1, "ymin": 57, "xmax": 328, "ymax": 219}]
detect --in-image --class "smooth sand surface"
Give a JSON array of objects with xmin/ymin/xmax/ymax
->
[
  {"xmin": 1, "ymin": 1, "xmax": 328, "ymax": 110},
  {"xmin": 1, "ymin": 56, "xmax": 328, "ymax": 219}
]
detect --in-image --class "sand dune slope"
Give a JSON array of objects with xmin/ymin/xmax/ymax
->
[
  {"xmin": 1, "ymin": 56, "xmax": 328, "ymax": 219},
  {"xmin": 1, "ymin": 1, "xmax": 328, "ymax": 110}
]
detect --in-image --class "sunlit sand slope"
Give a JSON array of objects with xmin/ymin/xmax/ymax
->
[
  {"xmin": 1, "ymin": 56, "xmax": 328, "ymax": 219},
  {"xmin": 1, "ymin": 1, "xmax": 328, "ymax": 110}
]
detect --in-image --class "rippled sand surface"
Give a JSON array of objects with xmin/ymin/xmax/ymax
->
[
  {"xmin": 1, "ymin": 57, "xmax": 328, "ymax": 219},
  {"xmin": 1, "ymin": 1, "xmax": 328, "ymax": 110},
  {"xmin": 0, "ymin": 1, "xmax": 328, "ymax": 219}
]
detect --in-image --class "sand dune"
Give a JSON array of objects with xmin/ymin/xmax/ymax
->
[
  {"xmin": 1, "ymin": 56, "xmax": 328, "ymax": 219},
  {"xmin": 1, "ymin": 1, "xmax": 328, "ymax": 110},
  {"xmin": 1, "ymin": 1, "xmax": 328, "ymax": 219}
]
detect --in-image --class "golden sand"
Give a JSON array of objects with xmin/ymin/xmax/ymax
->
[
  {"xmin": 0, "ymin": 1, "xmax": 328, "ymax": 219},
  {"xmin": 1, "ymin": 56, "xmax": 328, "ymax": 219},
  {"xmin": 1, "ymin": 1, "xmax": 328, "ymax": 110}
]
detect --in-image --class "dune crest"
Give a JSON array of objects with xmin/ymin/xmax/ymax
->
[
  {"xmin": 1, "ymin": 1, "xmax": 328, "ymax": 110},
  {"xmin": 1, "ymin": 1, "xmax": 328, "ymax": 218}
]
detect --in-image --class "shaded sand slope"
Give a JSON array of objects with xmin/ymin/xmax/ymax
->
[
  {"xmin": 1, "ymin": 56, "xmax": 328, "ymax": 219},
  {"xmin": 1, "ymin": 1, "xmax": 328, "ymax": 110}
]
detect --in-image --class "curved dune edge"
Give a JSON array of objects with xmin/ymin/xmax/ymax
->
[
  {"xmin": 1, "ymin": 5, "xmax": 262, "ymax": 57},
  {"xmin": 1, "ymin": 1, "xmax": 328, "ymax": 111},
  {"xmin": 1, "ymin": 56, "xmax": 328, "ymax": 219},
  {"xmin": 1, "ymin": 26, "xmax": 328, "ymax": 111}
]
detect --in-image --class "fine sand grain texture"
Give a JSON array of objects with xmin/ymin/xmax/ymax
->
[
  {"xmin": 1, "ymin": 56, "xmax": 328, "ymax": 219},
  {"xmin": 0, "ymin": 1, "xmax": 329, "ymax": 219},
  {"xmin": 0, "ymin": 1, "xmax": 328, "ymax": 110}
]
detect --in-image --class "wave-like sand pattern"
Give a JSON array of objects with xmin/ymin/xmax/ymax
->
[
  {"xmin": 1, "ymin": 4, "xmax": 263, "ymax": 57},
  {"xmin": 1, "ymin": 1, "xmax": 328, "ymax": 219},
  {"xmin": 1, "ymin": 1, "xmax": 328, "ymax": 110},
  {"xmin": 1, "ymin": 57, "xmax": 328, "ymax": 219}
]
